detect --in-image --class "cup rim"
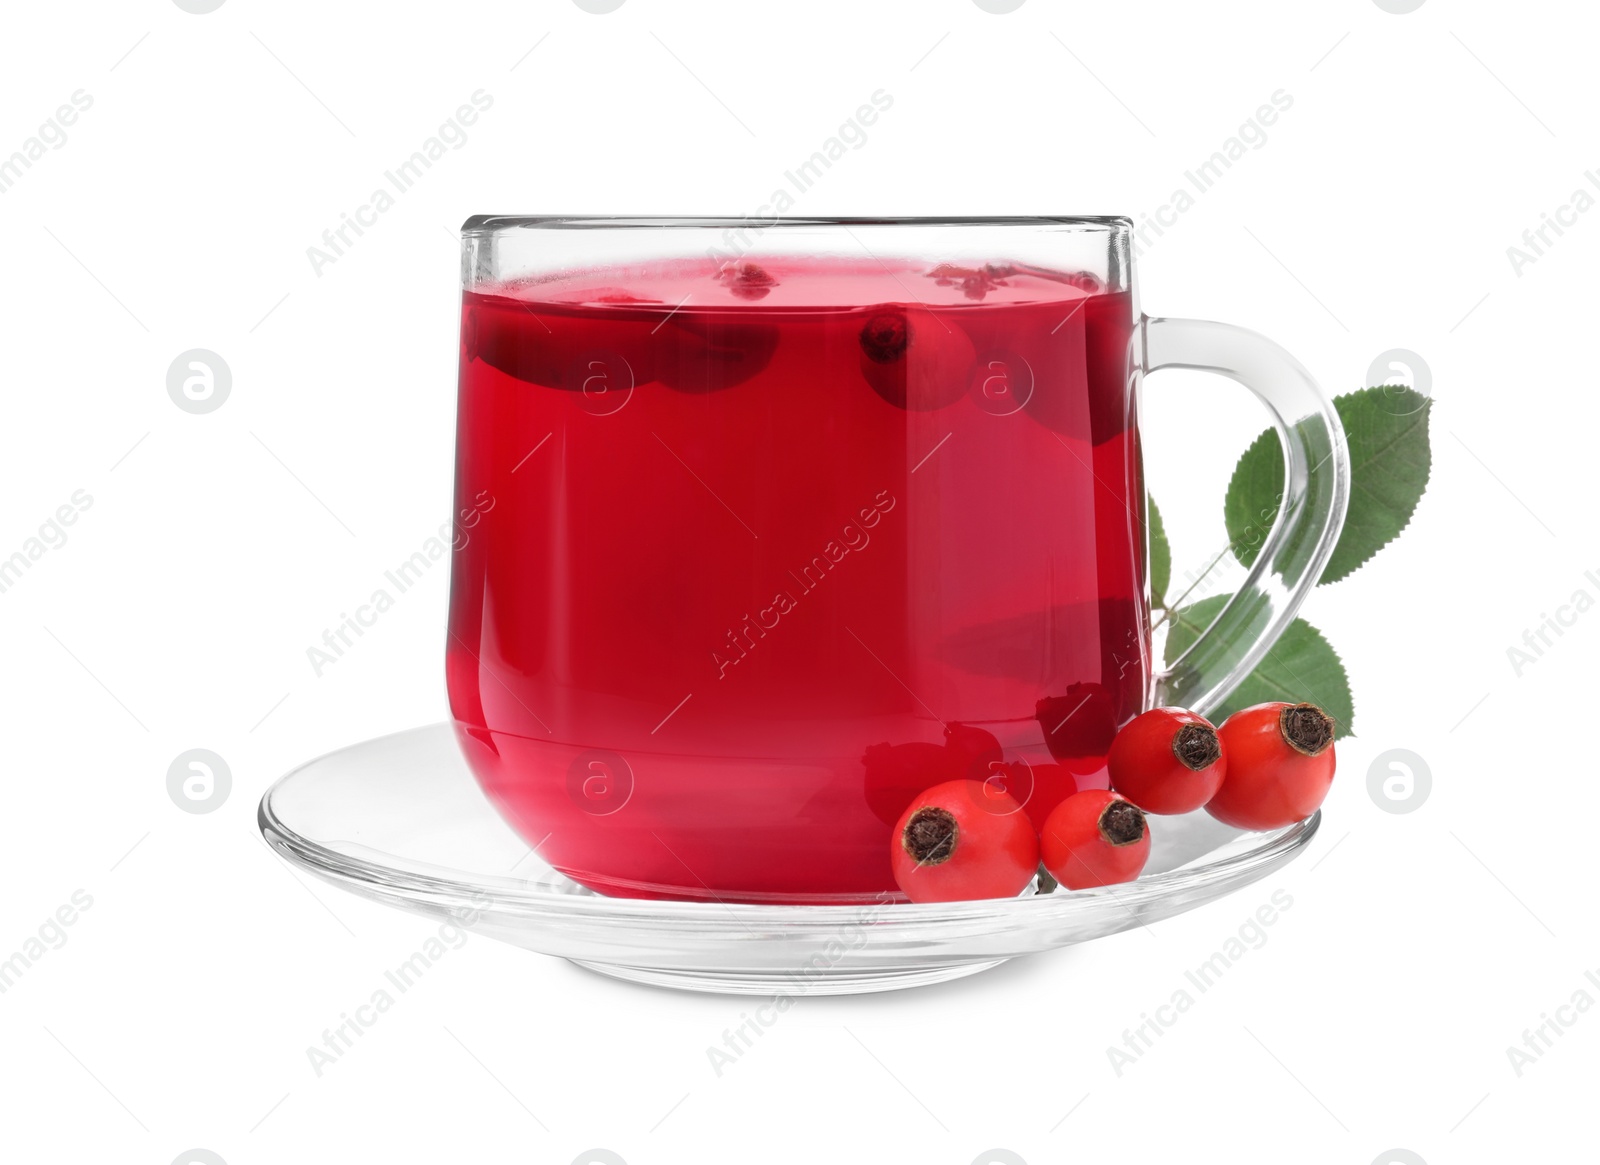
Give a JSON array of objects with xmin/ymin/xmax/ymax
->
[{"xmin": 461, "ymin": 214, "xmax": 1133, "ymax": 235}]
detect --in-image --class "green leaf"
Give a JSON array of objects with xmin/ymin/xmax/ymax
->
[
  {"xmin": 1224, "ymin": 385, "xmax": 1431, "ymax": 584},
  {"xmin": 1163, "ymin": 593, "xmax": 1355, "ymax": 738},
  {"xmin": 1221, "ymin": 428, "xmax": 1283, "ymax": 572},
  {"xmin": 1148, "ymin": 496, "xmax": 1171, "ymax": 609}
]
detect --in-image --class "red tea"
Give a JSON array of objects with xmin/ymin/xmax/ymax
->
[{"xmin": 447, "ymin": 257, "xmax": 1147, "ymax": 902}]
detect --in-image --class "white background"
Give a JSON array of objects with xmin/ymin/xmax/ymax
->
[{"xmin": 0, "ymin": 1, "xmax": 1591, "ymax": 1163}]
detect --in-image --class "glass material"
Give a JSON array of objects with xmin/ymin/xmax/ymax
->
[
  {"xmin": 445, "ymin": 217, "xmax": 1348, "ymax": 904},
  {"xmin": 260, "ymin": 723, "xmax": 1320, "ymax": 995}
]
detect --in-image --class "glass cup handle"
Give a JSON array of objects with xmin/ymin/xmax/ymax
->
[{"xmin": 1143, "ymin": 316, "xmax": 1351, "ymax": 717}]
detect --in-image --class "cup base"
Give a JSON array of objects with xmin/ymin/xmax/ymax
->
[{"xmin": 567, "ymin": 957, "xmax": 1009, "ymax": 995}]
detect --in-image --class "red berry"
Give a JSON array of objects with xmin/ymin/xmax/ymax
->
[
  {"xmin": 714, "ymin": 260, "xmax": 778, "ymax": 301},
  {"xmin": 467, "ymin": 294, "xmax": 658, "ymax": 391},
  {"xmin": 861, "ymin": 723, "xmax": 1006, "ymax": 826},
  {"xmin": 1207, "ymin": 702, "xmax": 1337, "ymax": 831},
  {"xmin": 859, "ymin": 310, "xmax": 908, "ymax": 362},
  {"xmin": 1020, "ymin": 762, "xmax": 1081, "ymax": 835},
  {"xmin": 891, "ymin": 780, "xmax": 1039, "ymax": 903},
  {"xmin": 976, "ymin": 759, "xmax": 1037, "ymax": 820},
  {"xmin": 943, "ymin": 722, "xmax": 1003, "ymax": 780},
  {"xmin": 1040, "ymin": 789, "xmax": 1150, "ymax": 890},
  {"xmin": 1107, "ymin": 707, "xmax": 1226, "ymax": 815},
  {"xmin": 1036, "ymin": 682, "xmax": 1118, "ymax": 762},
  {"xmin": 858, "ymin": 306, "xmax": 976, "ymax": 410},
  {"xmin": 656, "ymin": 315, "xmax": 779, "ymax": 393}
]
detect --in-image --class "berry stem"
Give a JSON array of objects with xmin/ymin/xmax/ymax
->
[{"xmin": 1035, "ymin": 864, "xmax": 1058, "ymax": 895}]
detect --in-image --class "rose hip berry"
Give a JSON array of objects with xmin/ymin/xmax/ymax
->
[
  {"xmin": 656, "ymin": 316, "xmax": 779, "ymax": 394},
  {"xmin": 859, "ymin": 311, "xmax": 909, "ymax": 363},
  {"xmin": 1206, "ymin": 702, "xmax": 1337, "ymax": 831},
  {"xmin": 944, "ymin": 722, "xmax": 1004, "ymax": 780},
  {"xmin": 1108, "ymin": 707, "xmax": 1226, "ymax": 815},
  {"xmin": 1036, "ymin": 682, "xmax": 1118, "ymax": 764},
  {"xmin": 857, "ymin": 305, "xmax": 976, "ymax": 411},
  {"xmin": 714, "ymin": 260, "xmax": 778, "ymax": 301},
  {"xmin": 1020, "ymin": 763, "xmax": 1082, "ymax": 836},
  {"xmin": 1040, "ymin": 789, "xmax": 1150, "ymax": 890},
  {"xmin": 861, "ymin": 723, "xmax": 1005, "ymax": 826},
  {"xmin": 891, "ymin": 780, "xmax": 1039, "ymax": 903}
]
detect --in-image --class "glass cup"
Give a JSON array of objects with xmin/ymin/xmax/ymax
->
[{"xmin": 446, "ymin": 216, "xmax": 1349, "ymax": 904}]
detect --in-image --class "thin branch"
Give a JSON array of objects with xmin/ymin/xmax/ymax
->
[{"xmin": 1152, "ymin": 545, "xmax": 1233, "ymax": 631}]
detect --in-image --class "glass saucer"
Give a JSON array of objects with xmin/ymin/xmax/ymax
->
[{"xmin": 259, "ymin": 723, "xmax": 1318, "ymax": 995}]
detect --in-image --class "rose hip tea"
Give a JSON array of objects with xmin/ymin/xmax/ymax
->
[{"xmin": 447, "ymin": 253, "xmax": 1146, "ymax": 901}]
